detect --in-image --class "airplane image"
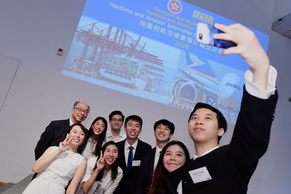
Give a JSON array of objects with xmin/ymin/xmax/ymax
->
[{"xmin": 171, "ymin": 51, "xmax": 244, "ymax": 123}]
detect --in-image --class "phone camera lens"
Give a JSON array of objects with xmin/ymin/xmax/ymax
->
[{"xmin": 199, "ymin": 33, "xmax": 203, "ymax": 40}]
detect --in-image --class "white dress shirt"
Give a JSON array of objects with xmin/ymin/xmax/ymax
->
[
  {"xmin": 105, "ymin": 131, "xmax": 126, "ymax": 143},
  {"xmin": 124, "ymin": 139, "xmax": 138, "ymax": 166},
  {"xmin": 154, "ymin": 146, "xmax": 162, "ymax": 170}
]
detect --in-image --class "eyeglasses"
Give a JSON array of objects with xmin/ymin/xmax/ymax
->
[
  {"xmin": 74, "ymin": 107, "xmax": 89, "ymax": 114},
  {"xmin": 112, "ymin": 118, "xmax": 123, "ymax": 123}
]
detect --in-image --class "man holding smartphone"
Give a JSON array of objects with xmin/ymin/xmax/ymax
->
[{"xmin": 166, "ymin": 23, "xmax": 278, "ymax": 194}]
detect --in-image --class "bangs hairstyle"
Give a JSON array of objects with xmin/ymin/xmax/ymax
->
[
  {"xmin": 124, "ymin": 115, "xmax": 143, "ymax": 128},
  {"xmin": 153, "ymin": 119, "xmax": 175, "ymax": 135},
  {"xmin": 189, "ymin": 102, "xmax": 227, "ymax": 142},
  {"xmin": 65, "ymin": 123, "xmax": 88, "ymax": 150},
  {"xmin": 94, "ymin": 141, "xmax": 119, "ymax": 181}
]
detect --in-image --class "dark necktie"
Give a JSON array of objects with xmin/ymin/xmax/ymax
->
[{"xmin": 127, "ymin": 146, "xmax": 133, "ymax": 173}]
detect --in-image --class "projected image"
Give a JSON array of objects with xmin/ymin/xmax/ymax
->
[
  {"xmin": 63, "ymin": 20, "xmax": 180, "ymax": 105},
  {"xmin": 173, "ymin": 51, "xmax": 245, "ymax": 123},
  {"xmin": 62, "ymin": 0, "xmax": 269, "ymax": 124}
]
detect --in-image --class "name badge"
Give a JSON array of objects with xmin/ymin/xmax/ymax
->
[
  {"xmin": 188, "ymin": 166, "xmax": 212, "ymax": 184},
  {"xmin": 132, "ymin": 160, "xmax": 141, "ymax": 167}
]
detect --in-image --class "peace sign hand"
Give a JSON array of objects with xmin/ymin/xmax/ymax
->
[
  {"xmin": 59, "ymin": 134, "xmax": 71, "ymax": 152},
  {"xmin": 96, "ymin": 151, "xmax": 105, "ymax": 171}
]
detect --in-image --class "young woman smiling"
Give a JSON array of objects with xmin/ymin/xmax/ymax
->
[
  {"xmin": 82, "ymin": 117, "xmax": 107, "ymax": 160},
  {"xmin": 23, "ymin": 124, "xmax": 88, "ymax": 194},
  {"xmin": 148, "ymin": 141, "xmax": 190, "ymax": 194},
  {"xmin": 78, "ymin": 141, "xmax": 123, "ymax": 194}
]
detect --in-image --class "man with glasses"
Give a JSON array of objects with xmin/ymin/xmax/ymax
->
[
  {"xmin": 34, "ymin": 101, "xmax": 90, "ymax": 160},
  {"xmin": 105, "ymin": 110, "xmax": 126, "ymax": 143}
]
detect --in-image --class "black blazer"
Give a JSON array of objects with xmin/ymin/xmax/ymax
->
[
  {"xmin": 34, "ymin": 119, "xmax": 70, "ymax": 160},
  {"xmin": 114, "ymin": 139, "xmax": 151, "ymax": 194},
  {"xmin": 166, "ymin": 89, "xmax": 278, "ymax": 194},
  {"xmin": 136, "ymin": 147, "xmax": 156, "ymax": 194}
]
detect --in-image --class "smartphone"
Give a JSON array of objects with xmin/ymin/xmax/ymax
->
[{"xmin": 196, "ymin": 22, "xmax": 237, "ymax": 49}]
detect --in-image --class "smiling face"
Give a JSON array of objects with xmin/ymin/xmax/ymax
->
[
  {"xmin": 104, "ymin": 144, "xmax": 118, "ymax": 166},
  {"xmin": 92, "ymin": 119, "xmax": 105, "ymax": 137},
  {"xmin": 188, "ymin": 108, "xmax": 224, "ymax": 146},
  {"xmin": 68, "ymin": 125, "xmax": 86, "ymax": 147},
  {"xmin": 163, "ymin": 144, "xmax": 187, "ymax": 172},
  {"xmin": 109, "ymin": 114, "xmax": 124, "ymax": 132},
  {"xmin": 154, "ymin": 124, "xmax": 173, "ymax": 143},
  {"xmin": 124, "ymin": 119, "xmax": 142, "ymax": 142},
  {"xmin": 71, "ymin": 102, "xmax": 89, "ymax": 124}
]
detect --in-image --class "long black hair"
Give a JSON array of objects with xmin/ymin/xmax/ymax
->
[
  {"xmin": 87, "ymin": 117, "xmax": 108, "ymax": 156},
  {"xmin": 93, "ymin": 141, "xmax": 119, "ymax": 181},
  {"xmin": 148, "ymin": 141, "xmax": 190, "ymax": 194}
]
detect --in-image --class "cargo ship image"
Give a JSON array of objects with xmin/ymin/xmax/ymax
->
[{"xmin": 64, "ymin": 21, "xmax": 165, "ymax": 91}]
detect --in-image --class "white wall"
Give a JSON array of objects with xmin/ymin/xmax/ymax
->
[
  {"xmin": 273, "ymin": 0, "xmax": 291, "ymax": 20},
  {"xmin": 0, "ymin": 0, "xmax": 291, "ymax": 193}
]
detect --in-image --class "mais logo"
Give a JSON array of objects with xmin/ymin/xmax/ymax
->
[
  {"xmin": 192, "ymin": 10, "xmax": 214, "ymax": 24},
  {"xmin": 167, "ymin": 0, "xmax": 182, "ymax": 14}
]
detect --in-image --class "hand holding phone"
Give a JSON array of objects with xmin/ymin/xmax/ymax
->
[{"xmin": 196, "ymin": 22, "xmax": 237, "ymax": 49}]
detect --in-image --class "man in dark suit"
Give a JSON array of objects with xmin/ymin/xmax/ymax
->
[
  {"xmin": 34, "ymin": 101, "xmax": 90, "ymax": 160},
  {"xmin": 114, "ymin": 115, "xmax": 151, "ymax": 194},
  {"xmin": 166, "ymin": 23, "xmax": 278, "ymax": 194},
  {"xmin": 136, "ymin": 119, "xmax": 175, "ymax": 194}
]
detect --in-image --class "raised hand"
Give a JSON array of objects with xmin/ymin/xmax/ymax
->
[
  {"xmin": 213, "ymin": 23, "xmax": 270, "ymax": 89},
  {"xmin": 59, "ymin": 134, "xmax": 71, "ymax": 152},
  {"xmin": 96, "ymin": 151, "xmax": 105, "ymax": 172}
]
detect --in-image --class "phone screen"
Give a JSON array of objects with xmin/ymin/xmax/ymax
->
[{"xmin": 196, "ymin": 22, "xmax": 237, "ymax": 49}]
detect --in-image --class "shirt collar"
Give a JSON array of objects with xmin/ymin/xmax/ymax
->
[
  {"xmin": 194, "ymin": 146, "xmax": 219, "ymax": 160},
  {"xmin": 107, "ymin": 130, "xmax": 125, "ymax": 138},
  {"xmin": 69, "ymin": 118, "xmax": 74, "ymax": 126},
  {"xmin": 155, "ymin": 146, "xmax": 162, "ymax": 156},
  {"xmin": 125, "ymin": 138, "xmax": 138, "ymax": 150}
]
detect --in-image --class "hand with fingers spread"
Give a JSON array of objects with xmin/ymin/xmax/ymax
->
[
  {"xmin": 59, "ymin": 134, "xmax": 71, "ymax": 152},
  {"xmin": 213, "ymin": 23, "xmax": 270, "ymax": 90},
  {"xmin": 96, "ymin": 151, "xmax": 105, "ymax": 172}
]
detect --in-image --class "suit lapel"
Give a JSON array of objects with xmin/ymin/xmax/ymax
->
[
  {"xmin": 118, "ymin": 140, "xmax": 127, "ymax": 170},
  {"xmin": 148, "ymin": 148, "xmax": 156, "ymax": 175}
]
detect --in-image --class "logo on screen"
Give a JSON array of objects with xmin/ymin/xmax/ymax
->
[{"xmin": 168, "ymin": 0, "xmax": 182, "ymax": 14}]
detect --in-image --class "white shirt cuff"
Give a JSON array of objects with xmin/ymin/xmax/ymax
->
[{"xmin": 245, "ymin": 65, "xmax": 277, "ymax": 99}]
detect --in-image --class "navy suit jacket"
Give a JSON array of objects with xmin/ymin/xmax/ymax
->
[
  {"xmin": 166, "ymin": 88, "xmax": 278, "ymax": 194},
  {"xmin": 136, "ymin": 147, "xmax": 156, "ymax": 194},
  {"xmin": 114, "ymin": 139, "xmax": 151, "ymax": 194},
  {"xmin": 34, "ymin": 119, "xmax": 70, "ymax": 160}
]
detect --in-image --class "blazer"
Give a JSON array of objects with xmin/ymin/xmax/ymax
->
[
  {"xmin": 166, "ymin": 89, "xmax": 278, "ymax": 194},
  {"xmin": 78, "ymin": 157, "xmax": 123, "ymax": 194},
  {"xmin": 136, "ymin": 147, "xmax": 156, "ymax": 194},
  {"xmin": 34, "ymin": 119, "xmax": 70, "ymax": 160},
  {"xmin": 114, "ymin": 139, "xmax": 152, "ymax": 194}
]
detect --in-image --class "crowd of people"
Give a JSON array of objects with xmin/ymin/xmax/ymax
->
[{"xmin": 22, "ymin": 23, "xmax": 278, "ymax": 194}]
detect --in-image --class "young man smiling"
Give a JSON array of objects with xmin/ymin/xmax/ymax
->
[
  {"xmin": 106, "ymin": 110, "xmax": 126, "ymax": 143},
  {"xmin": 114, "ymin": 115, "xmax": 151, "ymax": 194},
  {"xmin": 136, "ymin": 119, "xmax": 175, "ymax": 194},
  {"xmin": 166, "ymin": 23, "xmax": 278, "ymax": 194}
]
